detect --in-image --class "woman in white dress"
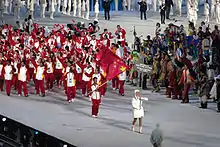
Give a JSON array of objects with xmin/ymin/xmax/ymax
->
[{"xmin": 131, "ymin": 89, "xmax": 144, "ymax": 133}]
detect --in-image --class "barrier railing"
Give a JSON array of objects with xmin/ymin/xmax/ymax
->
[{"xmin": 0, "ymin": 134, "xmax": 22, "ymax": 147}]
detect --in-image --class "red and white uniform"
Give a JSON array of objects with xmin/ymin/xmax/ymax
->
[
  {"xmin": 83, "ymin": 35, "xmax": 91, "ymax": 48},
  {"xmin": 92, "ymin": 73, "xmax": 102, "ymax": 85},
  {"xmin": 100, "ymin": 31, "xmax": 114, "ymax": 40},
  {"xmin": 118, "ymin": 71, "xmax": 126, "ymax": 95},
  {"xmin": 104, "ymin": 38, "xmax": 111, "ymax": 47},
  {"xmin": 65, "ymin": 71, "xmax": 77, "ymax": 102},
  {"xmin": 90, "ymin": 38, "xmax": 100, "ymax": 51},
  {"xmin": 54, "ymin": 57, "xmax": 64, "ymax": 87},
  {"xmin": 63, "ymin": 65, "xmax": 71, "ymax": 94},
  {"xmin": 91, "ymin": 84, "xmax": 101, "ymax": 116},
  {"xmin": 115, "ymin": 28, "xmax": 126, "ymax": 46},
  {"xmin": 4, "ymin": 64, "xmax": 13, "ymax": 95},
  {"xmin": 46, "ymin": 61, "xmax": 54, "ymax": 90},
  {"xmin": 13, "ymin": 61, "xmax": 19, "ymax": 90},
  {"xmin": 0, "ymin": 63, "xmax": 4, "ymax": 91},
  {"xmin": 82, "ymin": 66, "xmax": 94, "ymax": 96},
  {"xmin": 75, "ymin": 63, "xmax": 83, "ymax": 87},
  {"xmin": 18, "ymin": 65, "xmax": 29, "ymax": 96},
  {"xmin": 31, "ymin": 59, "xmax": 46, "ymax": 95}
]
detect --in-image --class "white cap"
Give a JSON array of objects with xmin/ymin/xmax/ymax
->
[{"xmin": 134, "ymin": 89, "xmax": 140, "ymax": 93}]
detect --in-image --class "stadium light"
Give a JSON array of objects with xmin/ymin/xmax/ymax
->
[
  {"xmin": 2, "ymin": 118, "xmax": 6, "ymax": 122},
  {"xmin": 63, "ymin": 145, "xmax": 67, "ymax": 147}
]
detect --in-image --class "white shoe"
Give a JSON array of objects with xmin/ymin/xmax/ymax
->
[
  {"xmin": 50, "ymin": 17, "xmax": 54, "ymax": 20},
  {"xmin": 71, "ymin": 99, "xmax": 75, "ymax": 102},
  {"xmin": 68, "ymin": 100, "xmax": 71, "ymax": 103},
  {"xmin": 67, "ymin": 13, "xmax": 70, "ymax": 15},
  {"xmin": 89, "ymin": 97, "xmax": 92, "ymax": 101},
  {"xmin": 82, "ymin": 94, "xmax": 85, "ymax": 97},
  {"xmin": 139, "ymin": 127, "xmax": 143, "ymax": 134},
  {"xmin": 92, "ymin": 115, "xmax": 97, "ymax": 118},
  {"xmin": 18, "ymin": 94, "xmax": 21, "ymax": 96},
  {"xmin": 131, "ymin": 125, "xmax": 135, "ymax": 132},
  {"xmin": 113, "ymin": 88, "xmax": 116, "ymax": 90}
]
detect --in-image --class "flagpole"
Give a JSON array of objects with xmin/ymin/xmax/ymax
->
[{"xmin": 88, "ymin": 80, "xmax": 109, "ymax": 95}]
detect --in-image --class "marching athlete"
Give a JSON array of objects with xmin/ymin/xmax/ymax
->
[{"xmin": 91, "ymin": 77, "xmax": 101, "ymax": 117}]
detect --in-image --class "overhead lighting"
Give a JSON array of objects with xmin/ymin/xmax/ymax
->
[
  {"xmin": 35, "ymin": 131, "xmax": 39, "ymax": 135},
  {"xmin": 2, "ymin": 118, "xmax": 6, "ymax": 122},
  {"xmin": 63, "ymin": 145, "xmax": 67, "ymax": 147}
]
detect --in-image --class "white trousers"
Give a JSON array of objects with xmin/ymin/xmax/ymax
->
[
  {"xmin": 86, "ymin": 2, "xmax": 89, "ymax": 19},
  {"xmin": 62, "ymin": 0, "xmax": 67, "ymax": 13},
  {"xmin": 216, "ymin": 5, "xmax": 220, "ymax": 23},
  {"xmin": 57, "ymin": 0, "xmax": 61, "ymax": 12},
  {"xmin": 205, "ymin": 14, "xmax": 209, "ymax": 23},
  {"xmin": 95, "ymin": 12, "xmax": 98, "ymax": 19},
  {"xmin": 14, "ymin": 7, "xmax": 20, "ymax": 19},
  {"xmin": 4, "ymin": 6, "xmax": 8, "ymax": 13},
  {"xmin": 127, "ymin": 0, "xmax": 131, "ymax": 10},
  {"xmin": 73, "ymin": 4, "xmax": 76, "ymax": 16},
  {"xmin": 8, "ymin": 0, "xmax": 12, "ymax": 13},
  {"xmin": 78, "ymin": 0, "xmax": 81, "ymax": 17},
  {"xmin": 177, "ymin": 0, "xmax": 182, "ymax": 16},
  {"xmin": 153, "ymin": 0, "xmax": 156, "ymax": 12},
  {"xmin": 211, "ymin": 5, "xmax": 215, "ymax": 19},
  {"xmin": 50, "ymin": 11, "xmax": 55, "ymax": 19},
  {"xmin": 67, "ymin": 0, "xmax": 71, "ymax": 15},
  {"xmin": 41, "ymin": 4, "xmax": 46, "ymax": 18}
]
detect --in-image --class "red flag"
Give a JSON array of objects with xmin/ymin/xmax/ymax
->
[{"xmin": 97, "ymin": 46, "xmax": 127, "ymax": 80}]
